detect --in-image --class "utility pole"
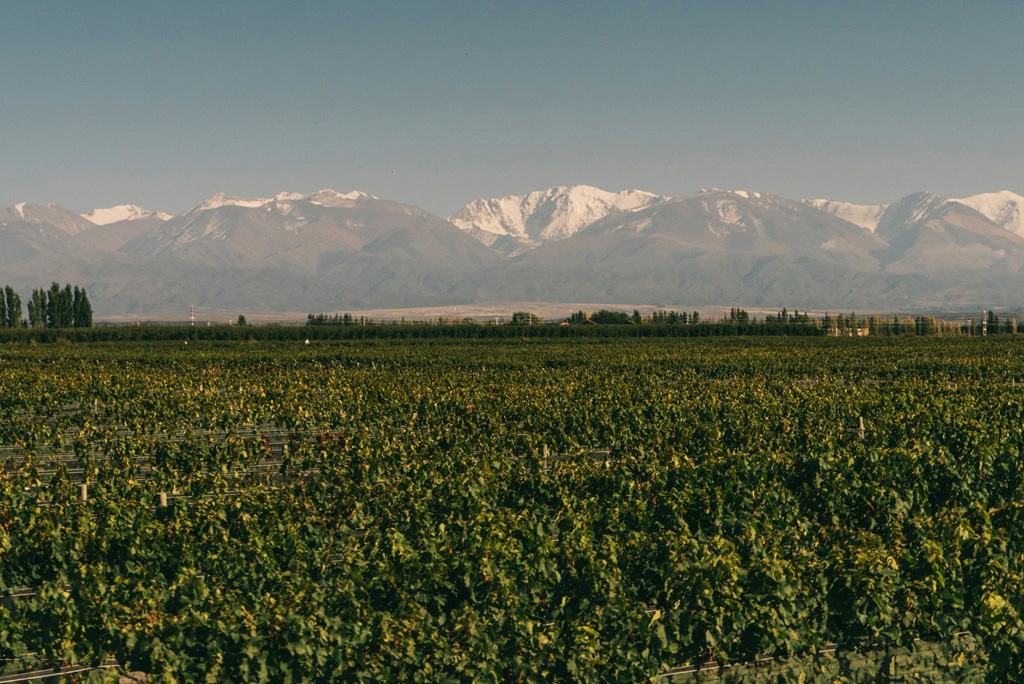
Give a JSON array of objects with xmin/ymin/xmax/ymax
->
[{"xmin": 190, "ymin": 305, "xmax": 195, "ymax": 327}]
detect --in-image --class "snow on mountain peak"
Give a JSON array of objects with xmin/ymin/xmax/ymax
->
[
  {"xmin": 305, "ymin": 189, "xmax": 376, "ymax": 206},
  {"xmin": 872, "ymin": 191, "xmax": 966, "ymax": 239},
  {"xmin": 0, "ymin": 202, "xmax": 94, "ymax": 235},
  {"xmin": 189, "ymin": 193, "xmax": 271, "ymax": 213},
  {"xmin": 953, "ymin": 191, "xmax": 1024, "ymax": 237},
  {"xmin": 450, "ymin": 184, "xmax": 664, "ymax": 245},
  {"xmin": 82, "ymin": 204, "xmax": 173, "ymax": 225},
  {"xmin": 188, "ymin": 190, "xmax": 376, "ymax": 214},
  {"xmin": 803, "ymin": 198, "xmax": 889, "ymax": 232},
  {"xmin": 696, "ymin": 188, "xmax": 777, "ymax": 203}
]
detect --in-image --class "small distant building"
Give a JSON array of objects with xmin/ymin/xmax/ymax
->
[{"xmin": 826, "ymin": 327, "xmax": 869, "ymax": 337}]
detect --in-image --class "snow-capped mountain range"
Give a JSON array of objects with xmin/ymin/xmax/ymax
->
[
  {"xmin": 449, "ymin": 185, "xmax": 1024, "ymax": 251},
  {"xmin": 187, "ymin": 189, "xmax": 377, "ymax": 213},
  {"xmin": 802, "ymin": 191, "xmax": 1024, "ymax": 237},
  {"xmin": 53, "ymin": 185, "xmax": 1024, "ymax": 246},
  {"xmin": 2, "ymin": 185, "xmax": 1024, "ymax": 316},
  {"xmin": 448, "ymin": 185, "xmax": 664, "ymax": 255}
]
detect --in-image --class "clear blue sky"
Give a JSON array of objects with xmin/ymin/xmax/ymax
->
[{"xmin": 1, "ymin": 1, "xmax": 1021, "ymax": 215}]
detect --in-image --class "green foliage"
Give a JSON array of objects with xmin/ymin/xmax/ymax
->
[
  {"xmin": 27, "ymin": 288, "xmax": 46, "ymax": 328},
  {"xmin": 307, "ymin": 312, "xmax": 361, "ymax": 326},
  {"xmin": 509, "ymin": 311, "xmax": 542, "ymax": 325},
  {"xmin": 73, "ymin": 286, "xmax": 93, "ymax": 328},
  {"xmin": 0, "ymin": 285, "xmax": 22, "ymax": 328},
  {"xmin": 589, "ymin": 310, "xmax": 631, "ymax": 324},
  {"xmin": 567, "ymin": 310, "xmax": 592, "ymax": 324},
  {"xmin": 727, "ymin": 307, "xmax": 749, "ymax": 324},
  {"xmin": 17, "ymin": 283, "xmax": 92, "ymax": 329},
  {"xmin": 2, "ymin": 337, "xmax": 1024, "ymax": 680}
]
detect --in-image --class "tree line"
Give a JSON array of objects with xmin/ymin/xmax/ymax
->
[
  {"xmin": 0, "ymin": 283, "xmax": 92, "ymax": 328},
  {"xmin": 307, "ymin": 305, "xmax": 1023, "ymax": 336},
  {"xmin": 823, "ymin": 311, "xmax": 1019, "ymax": 337},
  {"xmin": 300, "ymin": 306, "xmax": 1024, "ymax": 338}
]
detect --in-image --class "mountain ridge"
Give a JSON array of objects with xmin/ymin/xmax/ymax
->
[
  {"xmin": 449, "ymin": 185, "xmax": 664, "ymax": 255},
  {"xmin": 952, "ymin": 191, "xmax": 1024, "ymax": 237},
  {"xmin": 3, "ymin": 185, "xmax": 1024, "ymax": 316}
]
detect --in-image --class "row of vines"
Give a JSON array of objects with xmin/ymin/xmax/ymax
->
[{"xmin": 2, "ymin": 337, "xmax": 1024, "ymax": 681}]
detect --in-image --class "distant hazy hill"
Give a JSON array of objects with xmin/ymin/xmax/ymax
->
[
  {"xmin": 2, "ymin": 185, "xmax": 1024, "ymax": 317},
  {"xmin": 952, "ymin": 191, "xmax": 1024, "ymax": 238},
  {"xmin": 874, "ymin": 192, "xmax": 1024, "ymax": 273},
  {"xmin": 0, "ymin": 203, "xmax": 95, "ymax": 267},
  {"xmin": 451, "ymin": 190, "xmax": 893, "ymax": 309}
]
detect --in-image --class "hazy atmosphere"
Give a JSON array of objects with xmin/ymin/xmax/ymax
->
[
  {"xmin": 3, "ymin": 1, "xmax": 1022, "ymax": 215},
  {"xmin": 8, "ymin": 5, "xmax": 1024, "ymax": 683}
]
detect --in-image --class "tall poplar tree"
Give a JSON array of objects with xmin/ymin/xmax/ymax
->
[
  {"xmin": 23, "ymin": 284, "xmax": 92, "ymax": 328},
  {"xmin": 46, "ymin": 282, "xmax": 60, "ymax": 328},
  {"xmin": 61, "ymin": 284, "xmax": 74, "ymax": 328},
  {"xmin": 73, "ymin": 287, "xmax": 93, "ymax": 328},
  {"xmin": 26, "ymin": 293, "xmax": 35, "ymax": 328},
  {"xmin": 4, "ymin": 286, "xmax": 21, "ymax": 327},
  {"xmin": 27, "ymin": 288, "xmax": 46, "ymax": 328}
]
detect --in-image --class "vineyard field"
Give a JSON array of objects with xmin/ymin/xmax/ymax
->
[{"xmin": 2, "ymin": 336, "xmax": 1024, "ymax": 682}]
